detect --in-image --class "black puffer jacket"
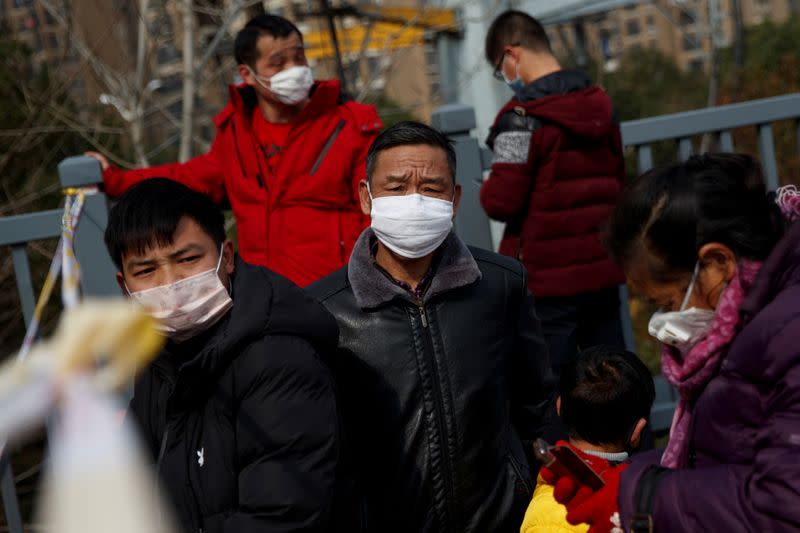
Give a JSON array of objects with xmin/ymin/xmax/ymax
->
[
  {"xmin": 129, "ymin": 256, "xmax": 345, "ymax": 533},
  {"xmin": 308, "ymin": 230, "xmax": 554, "ymax": 532}
]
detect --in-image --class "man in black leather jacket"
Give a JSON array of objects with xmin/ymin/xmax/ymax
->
[{"xmin": 308, "ymin": 121, "xmax": 555, "ymax": 532}]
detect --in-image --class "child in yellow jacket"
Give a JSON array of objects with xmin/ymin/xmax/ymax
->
[{"xmin": 521, "ymin": 346, "xmax": 655, "ymax": 533}]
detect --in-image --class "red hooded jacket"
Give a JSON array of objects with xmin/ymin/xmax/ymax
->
[
  {"xmin": 481, "ymin": 70, "xmax": 625, "ymax": 298},
  {"xmin": 103, "ymin": 80, "xmax": 382, "ymax": 287}
]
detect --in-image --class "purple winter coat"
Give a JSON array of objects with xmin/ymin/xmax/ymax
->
[{"xmin": 619, "ymin": 221, "xmax": 800, "ymax": 531}]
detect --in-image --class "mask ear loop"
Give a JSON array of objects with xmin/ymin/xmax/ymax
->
[
  {"xmin": 246, "ymin": 66, "xmax": 270, "ymax": 90},
  {"xmin": 215, "ymin": 243, "xmax": 226, "ymax": 274},
  {"xmin": 679, "ymin": 262, "xmax": 701, "ymax": 311}
]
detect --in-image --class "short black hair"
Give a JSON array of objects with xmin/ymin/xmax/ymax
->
[
  {"xmin": 104, "ymin": 178, "xmax": 226, "ymax": 271},
  {"xmin": 366, "ymin": 121, "xmax": 456, "ymax": 184},
  {"xmin": 559, "ymin": 346, "xmax": 655, "ymax": 448},
  {"xmin": 485, "ymin": 10, "xmax": 551, "ymax": 64},
  {"xmin": 234, "ymin": 14, "xmax": 302, "ymax": 66},
  {"xmin": 606, "ymin": 153, "xmax": 785, "ymax": 282}
]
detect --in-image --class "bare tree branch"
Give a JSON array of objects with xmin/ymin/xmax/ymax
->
[{"xmin": 194, "ymin": 0, "xmax": 262, "ymax": 79}]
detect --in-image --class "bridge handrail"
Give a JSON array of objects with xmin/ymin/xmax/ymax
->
[{"xmin": 621, "ymin": 93, "xmax": 800, "ymax": 145}]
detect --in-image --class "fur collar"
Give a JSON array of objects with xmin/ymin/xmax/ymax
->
[{"xmin": 347, "ymin": 228, "xmax": 482, "ymax": 309}]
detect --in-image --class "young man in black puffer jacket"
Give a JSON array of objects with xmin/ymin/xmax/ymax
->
[{"xmin": 105, "ymin": 178, "xmax": 352, "ymax": 533}]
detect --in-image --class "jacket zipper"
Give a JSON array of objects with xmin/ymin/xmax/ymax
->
[
  {"xmin": 186, "ymin": 419, "xmax": 206, "ymax": 533},
  {"xmin": 155, "ymin": 427, "xmax": 170, "ymax": 532},
  {"xmin": 415, "ymin": 300, "xmax": 456, "ymax": 528},
  {"xmin": 310, "ymin": 119, "xmax": 346, "ymax": 175},
  {"xmin": 418, "ymin": 305, "xmax": 428, "ymax": 328}
]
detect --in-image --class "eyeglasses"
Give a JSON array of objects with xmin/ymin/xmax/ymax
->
[
  {"xmin": 492, "ymin": 44, "xmax": 520, "ymax": 81},
  {"xmin": 492, "ymin": 54, "xmax": 507, "ymax": 81}
]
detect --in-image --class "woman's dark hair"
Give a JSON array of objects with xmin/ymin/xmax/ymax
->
[
  {"xmin": 234, "ymin": 14, "xmax": 302, "ymax": 66},
  {"xmin": 105, "ymin": 178, "xmax": 226, "ymax": 270},
  {"xmin": 606, "ymin": 153, "xmax": 785, "ymax": 281},
  {"xmin": 559, "ymin": 346, "xmax": 655, "ymax": 447}
]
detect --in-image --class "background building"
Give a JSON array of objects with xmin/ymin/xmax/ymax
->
[{"xmin": 544, "ymin": 0, "xmax": 796, "ymax": 73}]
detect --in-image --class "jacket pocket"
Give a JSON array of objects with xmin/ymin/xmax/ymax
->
[
  {"xmin": 310, "ymin": 119, "xmax": 346, "ymax": 176},
  {"xmin": 507, "ymin": 451, "xmax": 534, "ymax": 497}
]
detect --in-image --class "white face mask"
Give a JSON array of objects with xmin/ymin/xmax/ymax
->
[
  {"xmin": 126, "ymin": 247, "xmax": 233, "ymax": 343},
  {"xmin": 249, "ymin": 65, "xmax": 313, "ymax": 105},
  {"xmin": 648, "ymin": 263, "xmax": 715, "ymax": 353},
  {"xmin": 369, "ymin": 188, "xmax": 454, "ymax": 259}
]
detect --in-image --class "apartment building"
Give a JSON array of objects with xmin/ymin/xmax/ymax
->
[{"xmin": 546, "ymin": 0, "xmax": 797, "ymax": 73}]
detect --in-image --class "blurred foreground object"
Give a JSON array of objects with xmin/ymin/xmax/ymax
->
[
  {"xmin": 40, "ymin": 377, "xmax": 176, "ymax": 533},
  {"xmin": 0, "ymin": 300, "xmax": 175, "ymax": 533},
  {"xmin": 0, "ymin": 300, "xmax": 164, "ymax": 441}
]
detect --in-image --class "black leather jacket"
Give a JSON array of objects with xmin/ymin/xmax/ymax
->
[{"xmin": 308, "ymin": 230, "xmax": 554, "ymax": 533}]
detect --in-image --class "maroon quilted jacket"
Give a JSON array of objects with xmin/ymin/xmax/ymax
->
[{"xmin": 481, "ymin": 70, "xmax": 625, "ymax": 298}]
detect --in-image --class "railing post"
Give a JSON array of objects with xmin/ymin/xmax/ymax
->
[
  {"xmin": 757, "ymin": 124, "xmax": 780, "ymax": 190},
  {"xmin": 0, "ymin": 454, "xmax": 23, "ymax": 533},
  {"xmin": 57, "ymin": 156, "xmax": 120, "ymax": 298},
  {"xmin": 636, "ymin": 145, "xmax": 654, "ymax": 173},
  {"xmin": 431, "ymin": 104, "xmax": 493, "ymax": 251}
]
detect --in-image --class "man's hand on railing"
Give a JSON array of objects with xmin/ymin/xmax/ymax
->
[{"xmin": 84, "ymin": 151, "xmax": 110, "ymax": 171}]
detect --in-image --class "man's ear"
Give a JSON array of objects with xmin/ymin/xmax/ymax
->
[
  {"xmin": 556, "ymin": 396, "xmax": 561, "ymax": 417},
  {"xmin": 222, "ymin": 240, "xmax": 235, "ymax": 275},
  {"xmin": 629, "ymin": 418, "xmax": 648, "ymax": 449},
  {"xmin": 358, "ymin": 179, "xmax": 372, "ymax": 216},
  {"xmin": 116, "ymin": 271, "xmax": 128, "ymax": 296},
  {"xmin": 238, "ymin": 64, "xmax": 256, "ymax": 86},
  {"xmin": 505, "ymin": 44, "xmax": 521, "ymax": 63},
  {"xmin": 452, "ymin": 183, "xmax": 462, "ymax": 219}
]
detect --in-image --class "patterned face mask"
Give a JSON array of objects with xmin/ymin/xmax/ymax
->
[{"xmin": 127, "ymin": 246, "xmax": 232, "ymax": 343}]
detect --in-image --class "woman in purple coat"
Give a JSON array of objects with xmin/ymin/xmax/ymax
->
[{"xmin": 547, "ymin": 153, "xmax": 800, "ymax": 532}]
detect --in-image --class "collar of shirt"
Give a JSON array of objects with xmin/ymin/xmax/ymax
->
[{"xmin": 370, "ymin": 236, "xmax": 440, "ymax": 301}]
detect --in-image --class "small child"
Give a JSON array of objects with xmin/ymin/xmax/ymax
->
[{"xmin": 521, "ymin": 346, "xmax": 655, "ymax": 533}]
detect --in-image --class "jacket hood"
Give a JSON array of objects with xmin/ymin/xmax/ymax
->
[
  {"xmin": 498, "ymin": 69, "xmax": 616, "ymax": 139},
  {"xmin": 214, "ymin": 79, "xmax": 344, "ymax": 128},
  {"xmin": 740, "ymin": 220, "xmax": 800, "ymax": 323},
  {"xmin": 160, "ymin": 256, "xmax": 339, "ymax": 389}
]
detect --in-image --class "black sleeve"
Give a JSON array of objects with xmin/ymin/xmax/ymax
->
[
  {"xmin": 510, "ymin": 266, "xmax": 558, "ymax": 467},
  {"xmin": 224, "ymin": 335, "xmax": 340, "ymax": 533}
]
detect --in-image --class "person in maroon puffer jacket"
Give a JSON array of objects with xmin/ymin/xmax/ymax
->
[{"xmin": 482, "ymin": 11, "xmax": 626, "ymax": 376}]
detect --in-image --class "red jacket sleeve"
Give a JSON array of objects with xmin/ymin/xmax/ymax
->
[{"xmin": 103, "ymin": 130, "xmax": 226, "ymax": 204}]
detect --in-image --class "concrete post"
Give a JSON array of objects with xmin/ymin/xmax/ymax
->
[{"xmin": 431, "ymin": 104, "xmax": 493, "ymax": 251}]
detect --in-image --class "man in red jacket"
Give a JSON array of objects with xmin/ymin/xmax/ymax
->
[
  {"xmin": 87, "ymin": 14, "xmax": 382, "ymax": 287},
  {"xmin": 481, "ymin": 11, "xmax": 626, "ymax": 376}
]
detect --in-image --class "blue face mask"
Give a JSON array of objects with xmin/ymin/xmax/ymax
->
[{"xmin": 502, "ymin": 62, "xmax": 525, "ymax": 97}]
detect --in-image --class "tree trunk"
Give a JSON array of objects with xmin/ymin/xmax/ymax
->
[
  {"xmin": 179, "ymin": 0, "xmax": 195, "ymax": 163},
  {"xmin": 731, "ymin": 0, "xmax": 745, "ymax": 70},
  {"xmin": 135, "ymin": 0, "xmax": 149, "ymax": 92}
]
